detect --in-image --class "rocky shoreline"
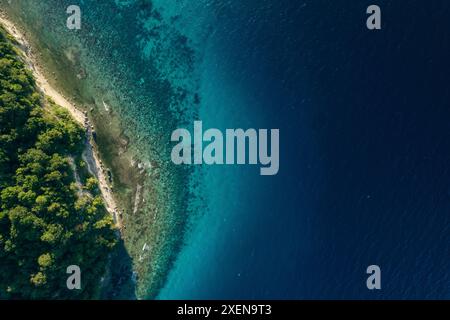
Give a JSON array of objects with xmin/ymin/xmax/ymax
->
[{"xmin": 0, "ymin": 13, "xmax": 124, "ymax": 231}]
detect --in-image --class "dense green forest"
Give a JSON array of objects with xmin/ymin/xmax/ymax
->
[{"xmin": 0, "ymin": 26, "xmax": 117, "ymax": 299}]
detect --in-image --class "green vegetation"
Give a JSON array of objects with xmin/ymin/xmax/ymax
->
[{"xmin": 0, "ymin": 26, "xmax": 116, "ymax": 299}]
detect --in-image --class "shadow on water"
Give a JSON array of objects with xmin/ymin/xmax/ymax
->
[{"xmin": 102, "ymin": 238, "xmax": 136, "ymax": 300}]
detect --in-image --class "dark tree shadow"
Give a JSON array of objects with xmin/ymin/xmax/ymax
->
[{"xmin": 101, "ymin": 238, "xmax": 136, "ymax": 300}]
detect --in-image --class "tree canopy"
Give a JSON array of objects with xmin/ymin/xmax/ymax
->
[{"xmin": 0, "ymin": 26, "xmax": 116, "ymax": 299}]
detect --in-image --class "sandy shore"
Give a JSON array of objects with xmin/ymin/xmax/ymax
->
[{"xmin": 0, "ymin": 13, "xmax": 122, "ymax": 230}]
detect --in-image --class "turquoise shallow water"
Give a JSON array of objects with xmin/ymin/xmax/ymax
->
[{"xmin": 158, "ymin": 41, "xmax": 261, "ymax": 298}]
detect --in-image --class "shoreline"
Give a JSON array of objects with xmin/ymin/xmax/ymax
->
[
  {"xmin": 0, "ymin": 5, "xmax": 195, "ymax": 298},
  {"xmin": 0, "ymin": 13, "xmax": 123, "ymax": 231}
]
